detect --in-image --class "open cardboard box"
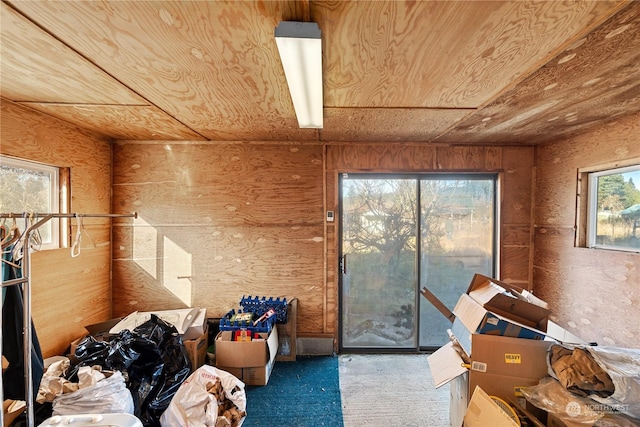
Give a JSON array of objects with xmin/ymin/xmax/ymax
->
[
  {"xmin": 428, "ymin": 333, "xmax": 553, "ymax": 396},
  {"xmin": 429, "ymin": 332, "xmax": 554, "ymax": 427},
  {"xmin": 466, "ymin": 274, "xmax": 550, "ymax": 331},
  {"xmin": 215, "ymin": 327, "xmax": 278, "ymax": 386},
  {"xmin": 452, "ymin": 294, "xmax": 547, "ymax": 356},
  {"xmin": 184, "ymin": 324, "xmax": 208, "ymax": 369},
  {"xmin": 426, "ymin": 274, "xmax": 589, "ymax": 426}
]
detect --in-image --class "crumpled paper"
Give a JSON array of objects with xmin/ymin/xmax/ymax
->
[{"xmin": 36, "ymin": 358, "xmax": 107, "ymax": 403}]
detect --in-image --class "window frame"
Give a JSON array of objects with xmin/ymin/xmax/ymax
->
[
  {"xmin": 577, "ymin": 161, "xmax": 640, "ymax": 253},
  {"xmin": 0, "ymin": 155, "xmax": 65, "ymax": 250}
]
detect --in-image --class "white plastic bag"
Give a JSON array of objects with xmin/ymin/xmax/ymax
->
[
  {"xmin": 522, "ymin": 377, "xmax": 605, "ymax": 423},
  {"xmin": 160, "ymin": 365, "xmax": 246, "ymax": 427},
  {"xmin": 547, "ymin": 344, "xmax": 640, "ymax": 420},
  {"xmin": 586, "ymin": 346, "xmax": 640, "ymax": 419},
  {"xmin": 52, "ymin": 370, "xmax": 134, "ymax": 415}
]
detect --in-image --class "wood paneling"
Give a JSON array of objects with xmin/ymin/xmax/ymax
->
[
  {"xmin": 533, "ymin": 112, "xmax": 640, "ymax": 348},
  {"xmin": 31, "ymin": 247, "xmax": 111, "ymax": 357},
  {"xmin": 112, "ymin": 142, "xmax": 325, "ymax": 334},
  {"xmin": 316, "ymin": 1, "xmax": 622, "ymax": 108},
  {"xmin": 20, "ymin": 104, "xmax": 205, "ymax": 141},
  {"xmin": 0, "ymin": 2, "xmax": 145, "ymax": 104},
  {"xmin": 6, "ymin": 0, "xmax": 316, "ymax": 141},
  {"xmin": 437, "ymin": 2, "xmax": 640, "ymax": 145},
  {"xmin": 3, "ymin": 1, "xmax": 634, "ymax": 142},
  {"xmin": 327, "ymin": 143, "xmax": 437, "ymax": 171},
  {"xmin": 436, "ymin": 147, "xmax": 502, "ymax": 170},
  {"xmin": 321, "ymin": 108, "xmax": 470, "ymax": 143},
  {"xmin": 326, "ymin": 143, "xmax": 537, "ymax": 310},
  {"xmin": 1, "ymin": 101, "xmax": 112, "ymax": 358}
]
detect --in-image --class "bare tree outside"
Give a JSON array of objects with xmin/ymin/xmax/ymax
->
[{"xmin": 341, "ymin": 176, "xmax": 495, "ymax": 349}]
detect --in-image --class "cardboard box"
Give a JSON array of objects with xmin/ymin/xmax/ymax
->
[
  {"xmin": 183, "ymin": 308, "xmax": 207, "ymax": 341},
  {"xmin": 464, "ymin": 386, "xmax": 519, "ymax": 427},
  {"xmin": 84, "ymin": 318, "xmax": 123, "ymax": 336},
  {"xmin": 184, "ymin": 324, "xmax": 208, "ymax": 369},
  {"xmin": 454, "ymin": 293, "xmax": 547, "ymax": 349},
  {"xmin": 3, "ymin": 400, "xmax": 26, "ymax": 427},
  {"xmin": 429, "ymin": 333, "xmax": 552, "ymax": 394},
  {"xmin": 276, "ymin": 298, "xmax": 297, "ymax": 362},
  {"xmin": 69, "ymin": 335, "xmax": 85, "ymax": 355},
  {"xmin": 450, "ymin": 372, "xmax": 469, "ymax": 427},
  {"xmin": 217, "ymin": 361, "xmax": 275, "ymax": 387},
  {"xmin": 428, "ymin": 333, "xmax": 553, "ymax": 425},
  {"xmin": 469, "ymin": 334, "xmax": 552, "ymax": 379},
  {"xmin": 466, "ymin": 274, "xmax": 550, "ymax": 331},
  {"xmin": 215, "ymin": 327, "xmax": 278, "ymax": 385}
]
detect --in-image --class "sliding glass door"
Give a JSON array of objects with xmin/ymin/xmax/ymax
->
[{"xmin": 340, "ymin": 174, "xmax": 496, "ymax": 351}]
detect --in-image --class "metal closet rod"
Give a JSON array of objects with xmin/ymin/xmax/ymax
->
[
  {"xmin": 0, "ymin": 210, "xmax": 137, "ymax": 427},
  {"xmin": 0, "ymin": 212, "xmax": 138, "ymax": 218}
]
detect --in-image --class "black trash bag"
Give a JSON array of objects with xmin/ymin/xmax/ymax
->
[
  {"xmin": 67, "ymin": 335, "xmax": 110, "ymax": 381},
  {"xmin": 67, "ymin": 330, "xmax": 139, "ymax": 382},
  {"xmin": 126, "ymin": 315, "xmax": 192, "ymax": 426},
  {"xmin": 69, "ymin": 314, "xmax": 192, "ymax": 427}
]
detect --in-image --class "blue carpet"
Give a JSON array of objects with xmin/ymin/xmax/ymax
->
[{"xmin": 242, "ymin": 356, "xmax": 344, "ymax": 427}]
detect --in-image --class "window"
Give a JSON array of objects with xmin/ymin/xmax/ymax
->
[
  {"xmin": 0, "ymin": 156, "xmax": 64, "ymax": 249},
  {"xmin": 583, "ymin": 163, "xmax": 640, "ymax": 253}
]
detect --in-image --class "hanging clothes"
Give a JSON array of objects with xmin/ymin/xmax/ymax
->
[{"xmin": 2, "ymin": 240, "xmax": 45, "ymax": 402}]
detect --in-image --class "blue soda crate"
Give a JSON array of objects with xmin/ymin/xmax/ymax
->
[
  {"xmin": 240, "ymin": 295, "xmax": 288, "ymax": 324},
  {"xmin": 219, "ymin": 308, "xmax": 275, "ymax": 333}
]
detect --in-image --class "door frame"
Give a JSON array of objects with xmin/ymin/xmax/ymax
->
[{"xmin": 337, "ymin": 172, "xmax": 499, "ymax": 353}]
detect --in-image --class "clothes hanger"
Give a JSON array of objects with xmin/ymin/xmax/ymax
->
[
  {"xmin": 28, "ymin": 212, "xmax": 42, "ymax": 250},
  {"xmin": 70, "ymin": 214, "xmax": 96, "ymax": 258},
  {"xmin": 71, "ymin": 214, "xmax": 82, "ymax": 257},
  {"xmin": 1, "ymin": 215, "xmax": 21, "ymax": 249}
]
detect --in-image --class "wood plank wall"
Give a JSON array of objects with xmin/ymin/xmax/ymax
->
[
  {"xmin": 2, "ymin": 101, "xmax": 541, "ymax": 353},
  {"xmin": 533, "ymin": 112, "xmax": 640, "ymax": 348},
  {"xmin": 325, "ymin": 144, "xmax": 536, "ymax": 338},
  {"xmin": 1, "ymin": 101, "xmax": 113, "ymax": 358},
  {"xmin": 111, "ymin": 141, "xmax": 535, "ymax": 348},
  {"xmin": 111, "ymin": 142, "xmax": 326, "ymax": 336}
]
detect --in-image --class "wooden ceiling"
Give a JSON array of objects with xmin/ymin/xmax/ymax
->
[{"xmin": 1, "ymin": 1, "xmax": 639, "ymax": 145}]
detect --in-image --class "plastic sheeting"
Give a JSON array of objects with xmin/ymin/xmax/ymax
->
[
  {"xmin": 548, "ymin": 344, "xmax": 640, "ymax": 420},
  {"xmin": 52, "ymin": 370, "xmax": 134, "ymax": 415},
  {"xmin": 585, "ymin": 346, "xmax": 640, "ymax": 419}
]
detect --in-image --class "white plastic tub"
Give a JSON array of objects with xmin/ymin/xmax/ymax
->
[{"xmin": 38, "ymin": 413, "xmax": 143, "ymax": 427}]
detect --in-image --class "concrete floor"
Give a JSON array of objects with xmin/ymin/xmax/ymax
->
[{"xmin": 339, "ymin": 354, "xmax": 450, "ymax": 427}]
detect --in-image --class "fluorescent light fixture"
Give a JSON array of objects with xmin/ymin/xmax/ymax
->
[{"xmin": 275, "ymin": 21, "xmax": 323, "ymax": 128}]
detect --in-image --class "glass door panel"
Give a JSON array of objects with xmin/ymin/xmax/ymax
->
[
  {"xmin": 340, "ymin": 177, "xmax": 417, "ymax": 349},
  {"xmin": 340, "ymin": 174, "xmax": 496, "ymax": 351},
  {"xmin": 419, "ymin": 178, "xmax": 495, "ymax": 348}
]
